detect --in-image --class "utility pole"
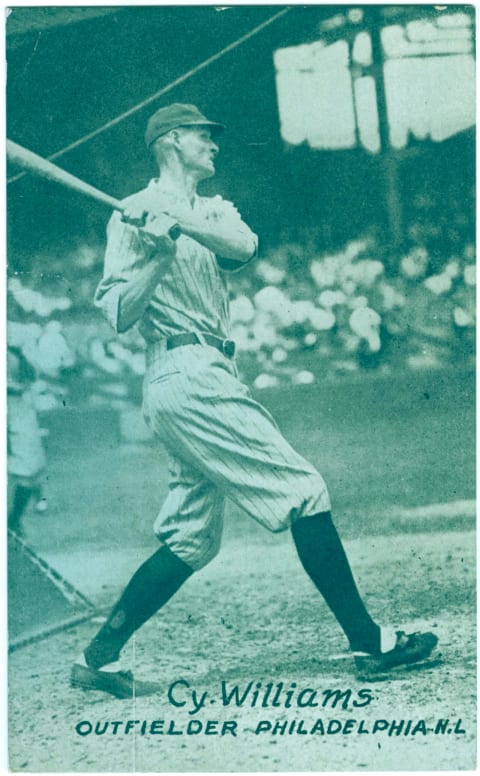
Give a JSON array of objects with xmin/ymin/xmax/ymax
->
[{"xmin": 366, "ymin": 7, "xmax": 404, "ymax": 265}]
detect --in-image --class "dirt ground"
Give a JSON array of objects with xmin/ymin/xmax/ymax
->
[
  {"xmin": 8, "ymin": 525, "xmax": 475, "ymax": 772},
  {"xmin": 7, "ymin": 374, "xmax": 476, "ymax": 771}
]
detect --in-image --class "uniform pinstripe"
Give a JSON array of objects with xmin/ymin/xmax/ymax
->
[
  {"xmin": 95, "ymin": 180, "xmax": 243, "ymax": 340},
  {"xmin": 96, "ymin": 179, "xmax": 330, "ymax": 570}
]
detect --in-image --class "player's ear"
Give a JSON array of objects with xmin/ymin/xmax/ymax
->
[{"xmin": 170, "ymin": 129, "xmax": 182, "ymax": 148}]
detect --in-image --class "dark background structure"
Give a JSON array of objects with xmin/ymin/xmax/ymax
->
[{"xmin": 7, "ymin": 5, "xmax": 474, "ymax": 267}]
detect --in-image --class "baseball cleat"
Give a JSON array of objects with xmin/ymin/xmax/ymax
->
[
  {"xmin": 353, "ymin": 630, "xmax": 439, "ymax": 680},
  {"xmin": 70, "ymin": 662, "xmax": 162, "ymax": 699}
]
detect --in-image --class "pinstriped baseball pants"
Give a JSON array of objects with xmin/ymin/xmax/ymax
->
[{"xmin": 142, "ymin": 342, "xmax": 331, "ymax": 570}]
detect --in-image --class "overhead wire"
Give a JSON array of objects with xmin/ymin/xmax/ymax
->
[{"xmin": 7, "ymin": 6, "xmax": 293, "ymax": 185}]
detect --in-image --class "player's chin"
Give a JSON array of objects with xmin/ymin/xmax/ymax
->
[{"xmin": 199, "ymin": 161, "xmax": 216, "ymax": 179}]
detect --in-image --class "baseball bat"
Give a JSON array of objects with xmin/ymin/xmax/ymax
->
[{"xmin": 6, "ymin": 138, "xmax": 181, "ymax": 239}]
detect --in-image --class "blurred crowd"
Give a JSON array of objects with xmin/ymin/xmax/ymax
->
[
  {"xmin": 7, "ymin": 208, "xmax": 476, "ymax": 406},
  {"xmin": 229, "ymin": 232, "xmax": 475, "ymax": 389}
]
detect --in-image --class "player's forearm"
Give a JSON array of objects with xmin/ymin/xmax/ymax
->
[
  {"xmin": 116, "ymin": 259, "xmax": 165, "ymax": 333},
  {"xmin": 176, "ymin": 215, "xmax": 257, "ymax": 263}
]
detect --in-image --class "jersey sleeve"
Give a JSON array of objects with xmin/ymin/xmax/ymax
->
[
  {"xmin": 205, "ymin": 195, "xmax": 258, "ymax": 271},
  {"xmin": 94, "ymin": 206, "xmax": 150, "ymax": 332}
]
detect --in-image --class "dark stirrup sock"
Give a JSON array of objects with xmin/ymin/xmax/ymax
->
[
  {"xmin": 291, "ymin": 511, "xmax": 381, "ymax": 654},
  {"xmin": 84, "ymin": 545, "xmax": 194, "ymax": 669},
  {"xmin": 8, "ymin": 485, "xmax": 33, "ymax": 532}
]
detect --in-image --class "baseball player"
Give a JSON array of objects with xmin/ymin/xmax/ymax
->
[
  {"xmin": 71, "ymin": 103, "xmax": 438, "ymax": 698},
  {"xmin": 7, "ymin": 346, "xmax": 47, "ymax": 535}
]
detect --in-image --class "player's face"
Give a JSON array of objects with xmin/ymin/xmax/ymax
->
[{"xmin": 177, "ymin": 127, "xmax": 219, "ymax": 180}]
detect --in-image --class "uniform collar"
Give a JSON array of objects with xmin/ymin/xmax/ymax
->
[{"xmin": 148, "ymin": 178, "xmax": 199, "ymax": 208}]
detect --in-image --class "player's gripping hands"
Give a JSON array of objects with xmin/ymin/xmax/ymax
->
[{"xmin": 122, "ymin": 206, "xmax": 180, "ymax": 269}]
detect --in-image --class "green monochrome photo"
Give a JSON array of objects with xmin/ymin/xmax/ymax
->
[{"xmin": 6, "ymin": 4, "xmax": 476, "ymax": 772}]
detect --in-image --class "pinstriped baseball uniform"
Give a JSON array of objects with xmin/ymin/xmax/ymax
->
[{"xmin": 95, "ymin": 179, "xmax": 330, "ymax": 570}]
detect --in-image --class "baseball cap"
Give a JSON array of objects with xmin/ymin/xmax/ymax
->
[{"xmin": 145, "ymin": 103, "xmax": 224, "ymax": 147}]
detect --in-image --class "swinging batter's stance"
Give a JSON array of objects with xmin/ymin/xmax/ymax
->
[{"xmin": 71, "ymin": 103, "xmax": 437, "ymax": 698}]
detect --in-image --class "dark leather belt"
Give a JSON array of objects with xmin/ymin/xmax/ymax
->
[{"xmin": 166, "ymin": 332, "xmax": 236, "ymax": 359}]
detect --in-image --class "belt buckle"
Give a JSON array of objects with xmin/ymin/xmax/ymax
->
[{"xmin": 222, "ymin": 339, "xmax": 236, "ymax": 359}]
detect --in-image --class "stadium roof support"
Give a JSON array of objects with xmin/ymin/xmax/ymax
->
[{"xmin": 367, "ymin": 7, "xmax": 403, "ymax": 255}]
